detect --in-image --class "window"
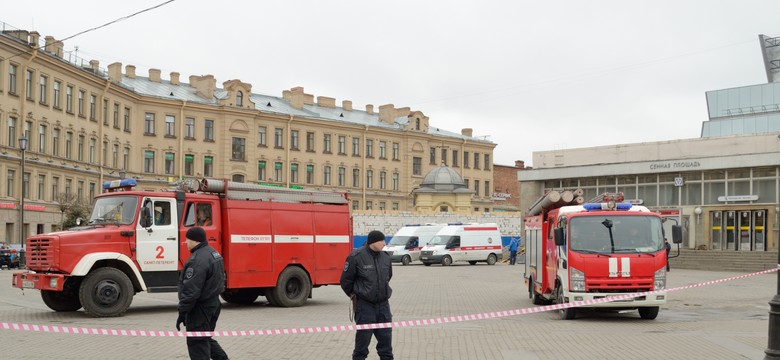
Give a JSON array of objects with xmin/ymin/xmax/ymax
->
[
  {"xmin": 113, "ymin": 103, "xmax": 120, "ymax": 128},
  {"xmin": 53, "ymin": 80, "xmax": 61, "ymax": 108},
  {"xmin": 306, "ymin": 132, "xmax": 315, "ymax": 152},
  {"xmin": 38, "ymin": 125, "xmax": 46, "ymax": 153},
  {"xmin": 66, "ymin": 85, "xmax": 73, "ymax": 113},
  {"xmin": 485, "ymin": 181, "xmax": 490, "ymax": 199},
  {"xmin": 165, "ymin": 115, "xmax": 175, "ymax": 137},
  {"xmin": 89, "ymin": 182, "xmax": 96, "ymax": 200},
  {"xmin": 290, "ymin": 163, "xmax": 299, "ymax": 183},
  {"xmin": 452, "ymin": 150, "xmax": 459, "ymax": 167},
  {"xmin": 64, "ymin": 178, "xmax": 71, "ymax": 197},
  {"xmin": 236, "ymin": 90, "xmax": 243, "ymax": 107},
  {"xmin": 306, "ymin": 164, "xmax": 314, "ymax": 184},
  {"xmin": 232, "ymin": 137, "xmax": 245, "ymax": 160},
  {"xmin": 366, "ymin": 139, "xmax": 373, "ymax": 158},
  {"xmin": 65, "ymin": 132, "xmax": 73, "ymax": 159},
  {"xmin": 413, "ymin": 157, "xmax": 422, "ymax": 176},
  {"xmin": 274, "ymin": 128, "xmax": 283, "ymax": 148},
  {"xmin": 365, "ymin": 201, "xmax": 373, "ymax": 210},
  {"xmin": 415, "ymin": 119, "xmax": 420, "ymax": 130},
  {"xmin": 204, "ymin": 119, "xmax": 214, "ymax": 141},
  {"xmin": 338, "ymin": 135, "xmax": 346, "ymax": 154},
  {"xmin": 323, "ymin": 165, "xmax": 331, "ymax": 185},
  {"xmin": 392, "ymin": 202, "xmax": 399, "ymax": 211},
  {"xmin": 291, "ymin": 130, "xmax": 299, "ymax": 150},
  {"xmin": 153, "ymin": 200, "xmax": 172, "ymax": 226},
  {"xmin": 257, "ymin": 126, "xmax": 267, "ymax": 146},
  {"xmin": 39, "ymin": 75, "xmax": 47, "ymax": 104},
  {"xmin": 185, "ymin": 117, "xmax": 194, "ymax": 138},
  {"xmin": 123, "ymin": 107, "xmax": 131, "ymax": 131},
  {"xmin": 442, "ymin": 148, "xmax": 448, "ymax": 166},
  {"xmin": 185, "ymin": 155, "xmax": 195, "ymax": 176},
  {"xmin": 380, "ymin": 171, "xmax": 386, "ymax": 189},
  {"xmin": 144, "ymin": 112, "xmax": 155, "ymax": 134},
  {"xmin": 102, "ymin": 140, "xmax": 108, "ymax": 166},
  {"xmin": 352, "ymin": 200, "xmax": 359, "ymax": 211},
  {"xmin": 379, "ymin": 201, "xmax": 386, "ymax": 211},
  {"xmin": 51, "ymin": 177, "xmax": 59, "ymax": 200},
  {"xmin": 484, "ymin": 154, "xmax": 490, "ymax": 170},
  {"xmin": 232, "ymin": 174, "xmax": 245, "ymax": 184},
  {"xmin": 103, "ymin": 99, "xmax": 108, "ymax": 125},
  {"xmin": 392, "ymin": 172, "xmax": 399, "ymax": 191},
  {"xmin": 366, "ymin": 170, "xmax": 373, "ymax": 188},
  {"xmin": 26, "ymin": 70, "xmax": 33, "ymax": 100},
  {"xmin": 123, "ymin": 147, "xmax": 129, "ymax": 170},
  {"xmin": 6, "ymin": 117, "xmax": 15, "ymax": 147},
  {"xmin": 352, "ymin": 138, "xmax": 360, "ymax": 156},
  {"xmin": 6, "ymin": 170, "xmax": 15, "ymax": 197},
  {"xmin": 204, "ymin": 156, "xmax": 213, "ymax": 177},
  {"xmin": 144, "ymin": 150, "xmax": 155, "ymax": 173},
  {"xmin": 464, "ymin": 178, "xmax": 469, "ymax": 189},
  {"xmin": 24, "ymin": 120, "xmax": 31, "ymax": 141},
  {"xmin": 22, "ymin": 172, "xmax": 30, "ymax": 199},
  {"xmin": 464, "ymin": 151, "xmax": 470, "ymax": 168},
  {"xmin": 112, "ymin": 144, "xmax": 119, "ymax": 167},
  {"xmin": 89, "ymin": 94, "xmax": 96, "ymax": 120},
  {"xmin": 8, "ymin": 64, "xmax": 17, "ymax": 94},
  {"xmin": 474, "ymin": 180, "xmax": 480, "ymax": 196},
  {"xmin": 323, "ymin": 134, "xmax": 332, "ymax": 153},
  {"xmin": 430, "ymin": 147, "xmax": 436, "ymax": 164},
  {"xmin": 77, "ymin": 181, "xmax": 84, "ymax": 201},
  {"xmin": 165, "ymin": 152, "xmax": 175, "ymax": 174},
  {"xmin": 392, "ymin": 142, "xmax": 399, "ymax": 160},
  {"xmin": 352, "ymin": 169, "xmax": 360, "ymax": 187},
  {"xmin": 474, "ymin": 153, "xmax": 480, "ymax": 169},
  {"xmin": 52, "ymin": 128, "xmax": 60, "ymax": 156},
  {"xmin": 257, "ymin": 161, "xmax": 266, "ymax": 180},
  {"xmin": 88, "ymin": 138, "xmax": 95, "ymax": 163},
  {"xmin": 379, "ymin": 141, "xmax": 386, "ymax": 159},
  {"xmin": 274, "ymin": 162, "xmax": 283, "ymax": 182},
  {"xmin": 77, "ymin": 135, "xmax": 84, "ymax": 161},
  {"xmin": 338, "ymin": 167, "xmax": 345, "ymax": 186}
]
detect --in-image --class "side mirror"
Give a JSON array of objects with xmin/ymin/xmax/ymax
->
[
  {"xmin": 75, "ymin": 217, "xmax": 83, "ymax": 226},
  {"xmin": 671, "ymin": 225, "xmax": 683, "ymax": 244},
  {"xmin": 139, "ymin": 199, "xmax": 153, "ymax": 228},
  {"xmin": 554, "ymin": 227, "xmax": 565, "ymax": 246}
]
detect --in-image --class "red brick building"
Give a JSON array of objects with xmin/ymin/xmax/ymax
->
[{"xmin": 491, "ymin": 161, "xmax": 526, "ymax": 212}]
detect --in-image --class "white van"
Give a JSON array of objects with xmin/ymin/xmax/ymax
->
[
  {"xmin": 420, "ymin": 223, "xmax": 502, "ymax": 266},
  {"xmin": 383, "ymin": 224, "xmax": 447, "ymax": 265}
]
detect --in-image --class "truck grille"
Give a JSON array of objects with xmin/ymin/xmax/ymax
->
[
  {"xmin": 27, "ymin": 237, "xmax": 54, "ymax": 269},
  {"xmin": 421, "ymin": 251, "xmax": 433, "ymax": 257},
  {"xmin": 586, "ymin": 278, "xmax": 653, "ymax": 293}
]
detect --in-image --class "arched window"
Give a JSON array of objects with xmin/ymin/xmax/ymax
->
[
  {"xmin": 236, "ymin": 91, "xmax": 244, "ymax": 107},
  {"xmin": 232, "ymin": 174, "xmax": 245, "ymax": 183}
]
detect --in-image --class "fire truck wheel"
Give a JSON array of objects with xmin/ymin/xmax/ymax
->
[
  {"xmin": 486, "ymin": 254, "xmax": 497, "ymax": 265},
  {"xmin": 272, "ymin": 267, "xmax": 311, "ymax": 307},
  {"xmin": 220, "ymin": 289, "xmax": 260, "ymax": 305},
  {"xmin": 401, "ymin": 255, "xmax": 411, "ymax": 266},
  {"xmin": 441, "ymin": 255, "xmax": 453, "ymax": 266},
  {"xmin": 265, "ymin": 290, "xmax": 279, "ymax": 306},
  {"xmin": 638, "ymin": 306, "xmax": 659, "ymax": 320},
  {"xmin": 79, "ymin": 267, "xmax": 134, "ymax": 317},
  {"xmin": 41, "ymin": 290, "xmax": 82, "ymax": 312},
  {"xmin": 555, "ymin": 285, "xmax": 576, "ymax": 320},
  {"xmin": 530, "ymin": 278, "xmax": 545, "ymax": 305}
]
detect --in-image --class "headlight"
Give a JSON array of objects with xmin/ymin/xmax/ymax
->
[
  {"xmin": 654, "ymin": 268, "xmax": 666, "ymax": 290},
  {"xmin": 570, "ymin": 267, "xmax": 585, "ymax": 292}
]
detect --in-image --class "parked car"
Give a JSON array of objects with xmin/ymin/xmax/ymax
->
[{"xmin": 0, "ymin": 244, "xmax": 23, "ymax": 269}]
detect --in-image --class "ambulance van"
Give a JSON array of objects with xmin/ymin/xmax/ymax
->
[
  {"xmin": 383, "ymin": 224, "xmax": 447, "ymax": 265},
  {"xmin": 420, "ymin": 223, "xmax": 502, "ymax": 266}
]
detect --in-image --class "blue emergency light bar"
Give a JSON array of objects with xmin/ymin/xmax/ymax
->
[
  {"xmin": 102, "ymin": 178, "xmax": 137, "ymax": 190},
  {"xmin": 583, "ymin": 202, "xmax": 633, "ymax": 211}
]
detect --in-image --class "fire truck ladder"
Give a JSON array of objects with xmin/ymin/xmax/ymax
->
[{"xmin": 198, "ymin": 179, "xmax": 348, "ymax": 205}]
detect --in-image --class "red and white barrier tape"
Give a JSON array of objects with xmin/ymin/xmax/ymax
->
[{"xmin": 1, "ymin": 266, "xmax": 777, "ymax": 337}]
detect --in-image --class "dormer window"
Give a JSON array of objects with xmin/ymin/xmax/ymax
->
[
  {"xmin": 415, "ymin": 118, "xmax": 420, "ymax": 130},
  {"xmin": 236, "ymin": 91, "xmax": 244, "ymax": 107}
]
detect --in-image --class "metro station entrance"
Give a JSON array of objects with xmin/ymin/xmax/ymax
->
[{"xmin": 710, "ymin": 209, "xmax": 767, "ymax": 251}]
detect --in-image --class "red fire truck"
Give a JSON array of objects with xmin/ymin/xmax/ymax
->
[
  {"xmin": 524, "ymin": 191, "xmax": 681, "ymax": 320},
  {"xmin": 12, "ymin": 178, "xmax": 353, "ymax": 317}
]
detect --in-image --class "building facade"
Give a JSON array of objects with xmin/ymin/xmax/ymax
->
[
  {"xmin": 0, "ymin": 24, "xmax": 496, "ymax": 244},
  {"xmin": 491, "ymin": 160, "xmax": 524, "ymax": 212}
]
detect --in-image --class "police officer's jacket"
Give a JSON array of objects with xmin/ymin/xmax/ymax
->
[
  {"xmin": 178, "ymin": 242, "xmax": 226, "ymax": 313},
  {"xmin": 340, "ymin": 246, "xmax": 393, "ymax": 304}
]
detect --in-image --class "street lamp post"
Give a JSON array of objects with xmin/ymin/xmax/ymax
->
[{"xmin": 18, "ymin": 137, "xmax": 27, "ymax": 248}]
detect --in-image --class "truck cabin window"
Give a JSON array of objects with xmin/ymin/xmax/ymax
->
[
  {"xmin": 183, "ymin": 203, "xmax": 213, "ymax": 227},
  {"xmin": 89, "ymin": 196, "xmax": 138, "ymax": 225},
  {"xmin": 153, "ymin": 201, "xmax": 172, "ymax": 226},
  {"xmin": 569, "ymin": 216, "xmax": 663, "ymax": 254}
]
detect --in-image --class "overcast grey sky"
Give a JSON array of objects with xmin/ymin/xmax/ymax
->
[{"xmin": 6, "ymin": 1, "xmax": 780, "ymax": 166}]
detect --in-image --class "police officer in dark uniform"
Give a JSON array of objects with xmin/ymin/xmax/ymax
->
[
  {"xmin": 176, "ymin": 227, "xmax": 229, "ymax": 360},
  {"xmin": 340, "ymin": 230, "xmax": 394, "ymax": 360}
]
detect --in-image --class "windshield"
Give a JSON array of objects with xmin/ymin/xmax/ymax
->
[
  {"xmin": 89, "ymin": 196, "xmax": 138, "ymax": 225},
  {"xmin": 388, "ymin": 236, "xmax": 413, "ymax": 245},
  {"xmin": 428, "ymin": 235, "xmax": 455, "ymax": 246},
  {"xmin": 569, "ymin": 215, "xmax": 663, "ymax": 254}
]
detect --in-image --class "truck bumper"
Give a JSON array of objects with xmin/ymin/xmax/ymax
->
[
  {"xmin": 567, "ymin": 291, "xmax": 667, "ymax": 308},
  {"xmin": 12, "ymin": 271, "xmax": 65, "ymax": 291}
]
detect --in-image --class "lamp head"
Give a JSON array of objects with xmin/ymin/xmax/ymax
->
[{"xmin": 18, "ymin": 137, "xmax": 28, "ymax": 151}]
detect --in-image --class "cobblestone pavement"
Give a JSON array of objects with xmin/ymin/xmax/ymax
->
[{"xmin": 0, "ymin": 263, "xmax": 775, "ymax": 359}]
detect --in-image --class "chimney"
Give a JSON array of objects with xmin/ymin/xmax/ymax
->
[
  {"xmin": 378, "ymin": 104, "xmax": 395, "ymax": 124},
  {"xmin": 285, "ymin": 86, "xmax": 313, "ymax": 109},
  {"xmin": 29, "ymin": 31, "xmax": 40, "ymax": 47},
  {"xmin": 514, "ymin": 160, "xmax": 525, "ymax": 168},
  {"xmin": 89, "ymin": 60, "xmax": 99, "ymax": 72},
  {"xmin": 461, "ymin": 128, "xmax": 473, "ymax": 137},
  {"xmin": 107, "ymin": 62, "xmax": 122, "ymax": 82},
  {"xmin": 365, "ymin": 104, "xmax": 374, "ymax": 115},
  {"xmin": 149, "ymin": 68, "xmax": 161, "ymax": 82},
  {"xmin": 342, "ymin": 100, "xmax": 352, "ymax": 111},
  {"xmin": 189, "ymin": 75, "xmax": 216, "ymax": 99},
  {"xmin": 170, "ymin": 72, "xmax": 180, "ymax": 85},
  {"xmin": 126, "ymin": 65, "xmax": 136, "ymax": 78},
  {"xmin": 317, "ymin": 96, "xmax": 336, "ymax": 108},
  {"xmin": 44, "ymin": 36, "xmax": 56, "ymax": 53}
]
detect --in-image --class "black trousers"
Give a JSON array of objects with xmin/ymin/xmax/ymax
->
[
  {"xmin": 353, "ymin": 299, "xmax": 393, "ymax": 360},
  {"xmin": 185, "ymin": 296, "xmax": 228, "ymax": 360}
]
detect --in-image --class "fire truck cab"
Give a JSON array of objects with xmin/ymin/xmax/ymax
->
[{"xmin": 12, "ymin": 178, "xmax": 353, "ymax": 317}]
